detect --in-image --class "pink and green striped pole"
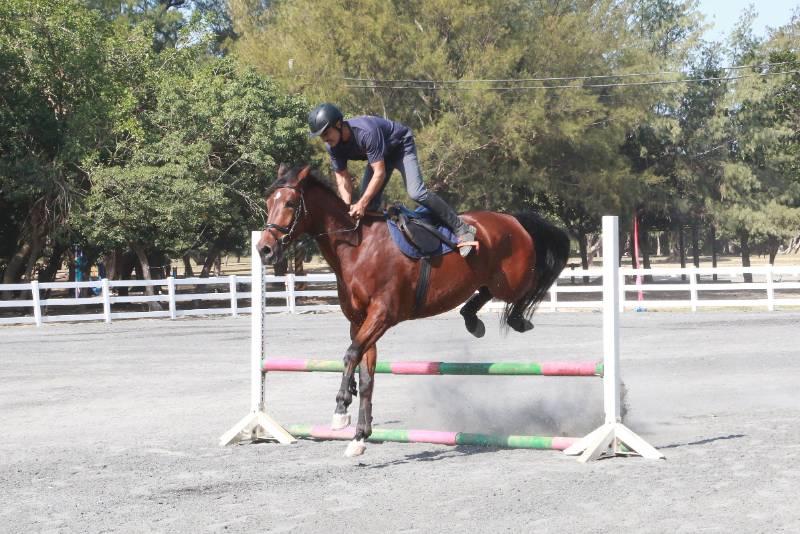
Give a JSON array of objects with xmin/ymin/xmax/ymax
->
[
  {"xmin": 263, "ymin": 359, "xmax": 603, "ymax": 377},
  {"xmin": 286, "ymin": 424, "xmax": 577, "ymax": 451}
]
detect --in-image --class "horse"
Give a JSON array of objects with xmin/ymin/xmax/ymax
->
[{"xmin": 258, "ymin": 164, "xmax": 570, "ymax": 457}]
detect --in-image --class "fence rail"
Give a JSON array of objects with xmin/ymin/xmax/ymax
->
[{"xmin": 2, "ymin": 264, "xmax": 800, "ymax": 326}]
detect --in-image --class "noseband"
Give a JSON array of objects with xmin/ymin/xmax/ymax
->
[{"xmin": 265, "ymin": 186, "xmax": 306, "ymax": 245}]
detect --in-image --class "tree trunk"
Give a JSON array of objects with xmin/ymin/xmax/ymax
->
[
  {"xmin": 740, "ymin": 232, "xmax": 752, "ymax": 283},
  {"xmin": 577, "ymin": 230, "xmax": 590, "ymax": 284},
  {"xmin": 678, "ymin": 226, "xmax": 687, "ymax": 281},
  {"xmin": 2, "ymin": 241, "xmax": 32, "ymax": 285},
  {"xmin": 691, "ymin": 222, "xmax": 700, "ymax": 268},
  {"xmin": 581, "ymin": 233, "xmax": 601, "ymax": 267},
  {"xmin": 767, "ymin": 236, "xmax": 779, "ymax": 265},
  {"xmin": 22, "ymin": 235, "xmax": 44, "ymax": 282},
  {"xmin": 200, "ymin": 244, "xmax": 222, "ymax": 278},
  {"xmin": 105, "ymin": 249, "xmax": 122, "ymax": 282},
  {"xmin": 640, "ymin": 220, "xmax": 653, "ymax": 283},
  {"xmin": 710, "ymin": 225, "xmax": 718, "ymax": 281},
  {"xmin": 115, "ymin": 250, "xmax": 137, "ymax": 297},
  {"xmin": 37, "ymin": 243, "xmax": 67, "ymax": 283},
  {"xmin": 132, "ymin": 244, "xmax": 162, "ymax": 310},
  {"xmin": 182, "ymin": 254, "xmax": 194, "ymax": 277},
  {"xmin": 1, "ymin": 241, "xmax": 32, "ymax": 300}
]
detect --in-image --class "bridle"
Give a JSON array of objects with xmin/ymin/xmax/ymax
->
[
  {"xmin": 263, "ymin": 181, "xmax": 363, "ymax": 249},
  {"xmin": 265, "ymin": 186, "xmax": 306, "ymax": 245}
]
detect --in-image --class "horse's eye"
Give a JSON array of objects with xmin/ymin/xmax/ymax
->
[{"xmin": 285, "ymin": 202, "xmax": 297, "ymax": 209}]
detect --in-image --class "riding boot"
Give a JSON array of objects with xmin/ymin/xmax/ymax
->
[{"xmin": 418, "ymin": 192, "xmax": 477, "ymax": 257}]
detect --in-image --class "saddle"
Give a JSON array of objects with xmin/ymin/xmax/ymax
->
[{"xmin": 385, "ymin": 204, "xmax": 458, "ymax": 259}]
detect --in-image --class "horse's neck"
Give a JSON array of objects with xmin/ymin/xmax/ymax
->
[{"xmin": 305, "ymin": 185, "xmax": 362, "ymax": 277}]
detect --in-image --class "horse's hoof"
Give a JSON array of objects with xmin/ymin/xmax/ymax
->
[
  {"xmin": 508, "ymin": 317, "xmax": 534, "ymax": 333},
  {"xmin": 468, "ymin": 318, "xmax": 486, "ymax": 338},
  {"xmin": 344, "ymin": 439, "xmax": 366, "ymax": 457},
  {"xmin": 331, "ymin": 413, "xmax": 350, "ymax": 430}
]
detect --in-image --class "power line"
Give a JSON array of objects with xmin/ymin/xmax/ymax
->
[
  {"xmin": 345, "ymin": 70, "xmax": 800, "ymax": 91},
  {"xmin": 342, "ymin": 61, "xmax": 793, "ymax": 84}
]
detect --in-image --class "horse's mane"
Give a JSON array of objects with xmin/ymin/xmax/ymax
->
[{"xmin": 265, "ymin": 166, "xmax": 343, "ymax": 208}]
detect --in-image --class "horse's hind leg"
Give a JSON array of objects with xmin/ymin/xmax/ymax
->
[
  {"xmin": 460, "ymin": 286, "xmax": 492, "ymax": 338},
  {"xmin": 507, "ymin": 300, "xmax": 535, "ymax": 333}
]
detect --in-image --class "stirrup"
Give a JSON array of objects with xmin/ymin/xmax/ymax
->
[
  {"xmin": 456, "ymin": 224, "xmax": 478, "ymax": 257},
  {"xmin": 457, "ymin": 240, "xmax": 479, "ymax": 256}
]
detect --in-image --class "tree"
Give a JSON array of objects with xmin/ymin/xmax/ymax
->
[
  {"xmin": 75, "ymin": 53, "xmax": 311, "ymax": 288},
  {"xmin": 0, "ymin": 0, "xmax": 116, "ymax": 286},
  {"xmin": 231, "ymin": 0, "xmax": 703, "ymax": 253},
  {"xmin": 710, "ymin": 11, "xmax": 800, "ymax": 278}
]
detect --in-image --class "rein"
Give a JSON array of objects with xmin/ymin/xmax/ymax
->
[{"xmin": 265, "ymin": 185, "xmax": 364, "ymax": 250}]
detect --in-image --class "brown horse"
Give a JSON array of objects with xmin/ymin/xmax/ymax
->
[{"xmin": 258, "ymin": 164, "xmax": 570, "ymax": 456}]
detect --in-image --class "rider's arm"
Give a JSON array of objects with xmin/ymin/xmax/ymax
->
[
  {"xmin": 358, "ymin": 160, "xmax": 386, "ymax": 209},
  {"xmin": 334, "ymin": 169, "xmax": 355, "ymax": 204}
]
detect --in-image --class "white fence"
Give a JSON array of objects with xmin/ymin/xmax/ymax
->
[{"xmin": 2, "ymin": 265, "xmax": 800, "ymax": 326}]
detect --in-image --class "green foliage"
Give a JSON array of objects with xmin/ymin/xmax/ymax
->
[
  {"xmin": 708, "ymin": 15, "xmax": 800, "ymax": 252},
  {"xmin": 76, "ymin": 54, "xmax": 311, "ymax": 256},
  {"xmin": 0, "ymin": 0, "xmax": 117, "ymax": 264},
  {"xmin": 232, "ymin": 0, "xmax": 704, "ymax": 238}
]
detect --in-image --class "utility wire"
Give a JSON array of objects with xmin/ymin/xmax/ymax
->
[
  {"xmin": 342, "ymin": 61, "xmax": 794, "ymax": 85},
  {"xmin": 345, "ymin": 70, "xmax": 800, "ymax": 91}
]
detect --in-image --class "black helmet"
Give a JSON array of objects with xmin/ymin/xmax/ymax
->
[{"xmin": 308, "ymin": 103, "xmax": 343, "ymax": 136}]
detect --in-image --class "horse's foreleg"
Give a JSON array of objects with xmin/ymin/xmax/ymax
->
[
  {"xmin": 460, "ymin": 286, "xmax": 492, "ymax": 338},
  {"xmin": 331, "ymin": 322, "xmax": 361, "ymax": 430},
  {"xmin": 344, "ymin": 344, "xmax": 376, "ymax": 458},
  {"xmin": 339, "ymin": 308, "xmax": 391, "ymax": 457}
]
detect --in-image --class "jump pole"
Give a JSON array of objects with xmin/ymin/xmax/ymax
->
[{"xmin": 563, "ymin": 215, "xmax": 664, "ymax": 461}]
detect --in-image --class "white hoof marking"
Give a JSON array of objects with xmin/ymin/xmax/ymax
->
[
  {"xmin": 344, "ymin": 439, "xmax": 367, "ymax": 457},
  {"xmin": 331, "ymin": 413, "xmax": 350, "ymax": 430}
]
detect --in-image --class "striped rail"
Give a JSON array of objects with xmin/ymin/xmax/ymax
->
[
  {"xmin": 286, "ymin": 424, "xmax": 577, "ymax": 450},
  {"xmin": 263, "ymin": 359, "xmax": 603, "ymax": 377}
]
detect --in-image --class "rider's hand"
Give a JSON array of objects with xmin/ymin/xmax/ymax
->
[{"xmin": 349, "ymin": 201, "xmax": 367, "ymax": 220}]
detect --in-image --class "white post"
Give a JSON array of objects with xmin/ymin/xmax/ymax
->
[
  {"xmin": 101, "ymin": 278, "xmax": 112, "ymax": 324},
  {"xmin": 218, "ymin": 231, "xmax": 295, "ymax": 446},
  {"xmin": 167, "ymin": 277, "xmax": 177, "ymax": 319},
  {"xmin": 286, "ymin": 273, "xmax": 296, "ymax": 314},
  {"xmin": 229, "ymin": 275, "xmax": 238, "ymax": 317},
  {"xmin": 549, "ymin": 280, "xmax": 558, "ymax": 311},
  {"xmin": 766, "ymin": 265, "xmax": 774, "ymax": 311},
  {"xmin": 31, "ymin": 280, "xmax": 42, "ymax": 327},
  {"xmin": 250, "ymin": 233, "xmax": 264, "ymax": 412},
  {"xmin": 602, "ymin": 216, "xmax": 621, "ymax": 425},
  {"xmin": 564, "ymin": 216, "xmax": 664, "ymax": 462},
  {"xmin": 689, "ymin": 266, "xmax": 698, "ymax": 312}
]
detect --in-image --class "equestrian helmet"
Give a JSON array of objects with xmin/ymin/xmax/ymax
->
[{"xmin": 308, "ymin": 103, "xmax": 343, "ymax": 136}]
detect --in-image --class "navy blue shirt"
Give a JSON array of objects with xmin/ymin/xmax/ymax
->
[{"xmin": 326, "ymin": 116, "xmax": 412, "ymax": 172}]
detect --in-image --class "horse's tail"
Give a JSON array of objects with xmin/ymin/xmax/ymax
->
[{"xmin": 502, "ymin": 212, "xmax": 571, "ymax": 324}]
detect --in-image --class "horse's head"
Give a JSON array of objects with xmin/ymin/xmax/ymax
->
[{"xmin": 257, "ymin": 164, "xmax": 312, "ymax": 265}]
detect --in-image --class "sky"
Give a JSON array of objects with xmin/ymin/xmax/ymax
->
[{"xmin": 697, "ymin": 0, "xmax": 799, "ymax": 42}]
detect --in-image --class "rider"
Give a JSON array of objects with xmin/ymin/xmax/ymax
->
[{"xmin": 308, "ymin": 103, "xmax": 477, "ymax": 256}]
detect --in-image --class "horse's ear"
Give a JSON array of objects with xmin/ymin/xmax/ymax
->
[
  {"xmin": 297, "ymin": 165, "xmax": 311, "ymax": 183},
  {"xmin": 277, "ymin": 163, "xmax": 288, "ymax": 178}
]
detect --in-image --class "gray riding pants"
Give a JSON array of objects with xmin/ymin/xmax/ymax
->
[{"xmin": 360, "ymin": 143, "xmax": 429, "ymax": 212}]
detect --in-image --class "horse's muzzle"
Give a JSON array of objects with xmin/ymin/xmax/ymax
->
[{"xmin": 260, "ymin": 243, "xmax": 283, "ymax": 266}]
